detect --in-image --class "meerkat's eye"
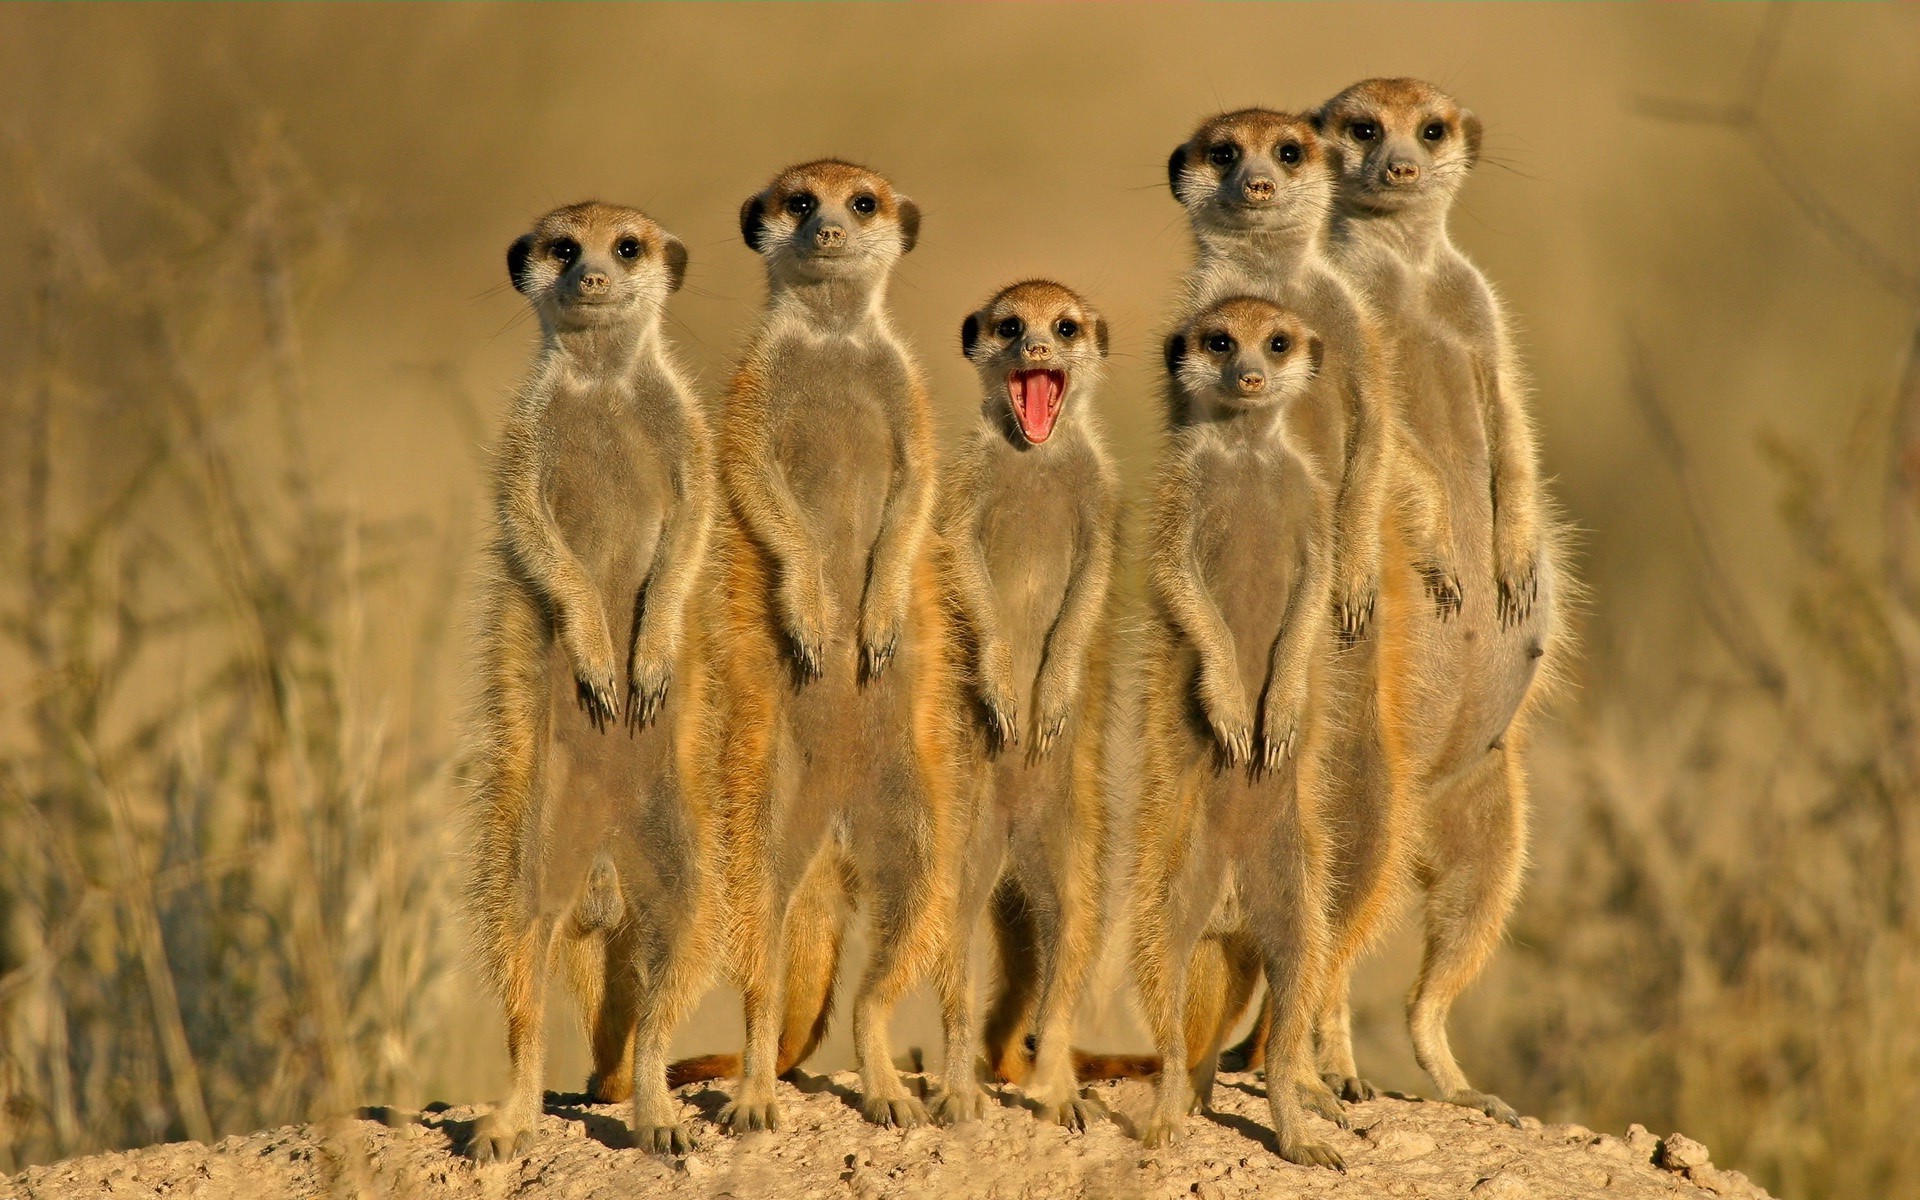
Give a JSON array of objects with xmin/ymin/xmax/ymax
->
[
  {"xmin": 1207, "ymin": 142, "xmax": 1239, "ymax": 167},
  {"xmin": 1350, "ymin": 121, "xmax": 1379, "ymax": 142},
  {"xmin": 1278, "ymin": 142, "xmax": 1302, "ymax": 165},
  {"xmin": 784, "ymin": 193, "xmax": 816, "ymax": 217},
  {"xmin": 549, "ymin": 237, "xmax": 580, "ymax": 265},
  {"xmin": 1205, "ymin": 333, "xmax": 1234, "ymax": 355},
  {"xmin": 997, "ymin": 316, "xmax": 1025, "ymax": 340},
  {"xmin": 850, "ymin": 193, "xmax": 878, "ymax": 216},
  {"xmin": 1056, "ymin": 318, "xmax": 1079, "ymax": 340},
  {"xmin": 1269, "ymin": 334, "xmax": 1292, "ymax": 355},
  {"xmin": 615, "ymin": 237, "xmax": 642, "ymax": 260},
  {"xmin": 1423, "ymin": 121, "xmax": 1447, "ymax": 142}
]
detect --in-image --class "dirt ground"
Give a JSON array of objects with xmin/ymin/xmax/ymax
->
[{"xmin": 3, "ymin": 1070, "xmax": 1773, "ymax": 1200}]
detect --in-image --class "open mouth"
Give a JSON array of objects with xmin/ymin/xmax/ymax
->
[{"xmin": 1007, "ymin": 369, "xmax": 1067, "ymax": 444}]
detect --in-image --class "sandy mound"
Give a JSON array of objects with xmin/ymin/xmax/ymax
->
[{"xmin": 3, "ymin": 1071, "xmax": 1773, "ymax": 1200}]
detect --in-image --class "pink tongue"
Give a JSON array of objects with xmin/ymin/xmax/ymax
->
[{"xmin": 1020, "ymin": 371, "xmax": 1060, "ymax": 441}]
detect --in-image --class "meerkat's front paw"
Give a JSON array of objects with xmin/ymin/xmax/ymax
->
[
  {"xmin": 632, "ymin": 1120, "xmax": 701, "ymax": 1155},
  {"xmin": 1046, "ymin": 1093, "xmax": 1100, "ymax": 1132},
  {"xmin": 1201, "ymin": 669, "xmax": 1254, "ymax": 767},
  {"xmin": 1031, "ymin": 670, "xmax": 1077, "ymax": 756},
  {"xmin": 573, "ymin": 666, "xmax": 621, "ymax": 731},
  {"xmin": 859, "ymin": 621, "xmax": 900, "ymax": 679},
  {"xmin": 463, "ymin": 1109, "xmax": 534, "ymax": 1164},
  {"xmin": 860, "ymin": 1091, "xmax": 929, "ymax": 1129},
  {"xmin": 1334, "ymin": 574, "xmax": 1377, "ymax": 645},
  {"xmin": 1322, "ymin": 1072, "xmax": 1377, "ymax": 1103},
  {"xmin": 1140, "ymin": 1111, "xmax": 1187, "ymax": 1149},
  {"xmin": 1445, "ymin": 1088, "xmax": 1521, "ymax": 1127},
  {"xmin": 1276, "ymin": 1136, "xmax": 1346, "ymax": 1171},
  {"xmin": 625, "ymin": 652, "xmax": 672, "ymax": 732},
  {"xmin": 1298, "ymin": 1079, "xmax": 1349, "ymax": 1128},
  {"xmin": 1257, "ymin": 707, "xmax": 1299, "ymax": 772},
  {"xmin": 778, "ymin": 593, "xmax": 832, "ymax": 682},
  {"xmin": 1419, "ymin": 561, "xmax": 1464, "ymax": 621},
  {"xmin": 929, "ymin": 1084, "xmax": 985, "ymax": 1126},
  {"xmin": 1495, "ymin": 558, "xmax": 1538, "ymax": 628},
  {"xmin": 717, "ymin": 1090, "xmax": 782, "ymax": 1134}
]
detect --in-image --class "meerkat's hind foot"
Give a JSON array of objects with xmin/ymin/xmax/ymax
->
[
  {"xmin": 1444, "ymin": 1088, "xmax": 1521, "ymax": 1127},
  {"xmin": 1276, "ymin": 1135, "xmax": 1345, "ymax": 1171},
  {"xmin": 463, "ymin": 1111, "xmax": 535, "ymax": 1164},
  {"xmin": 929, "ymin": 1084, "xmax": 985, "ymax": 1126},
  {"xmin": 861, "ymin": 1091, "xmax": 930, "ymax": 1129},
  {"xmin": 632, "ymin": 1121, "xmax": 702, "ymax": 1155},
  {"xmin": 1321, "ymin": 1072, "xmax": 1377, "ymax": 1103}
]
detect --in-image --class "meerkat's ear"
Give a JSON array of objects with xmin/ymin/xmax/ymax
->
[
  {"xmin": 662, "ymin": 236, "xmax": 688, "ymax": 293},
  {"xmin": 739, "ymin": 193, "xmax": 768, "ymax": 252},
  {"xmin": 507, "ymin": 234, "xmax": 536, "ymax": 294},
  {"xmin": 1164, "ymin": 332, "xmax": 1188, "ymax": 377},
  {"xmin": 1166, "ymin": 144, "xmax": 1190, "ymax": 201},
  {"xmin": 1093, "ymin": 316, "xmax": 1110, "ymax": 358},
  {"xmin": 961, "ymin": 313, "xmax": 981, "ymax": 358},
  {"xmin": 896, "ymin": 198, "xmax": 921, "ymax": 255},
  {"xmin": 1461, "ymin": 110, "xmax": 1484, "ymax": 166},
  {"xmin": 1308, "ymin": 335, "xmax": 1325, "ymax": 378}
]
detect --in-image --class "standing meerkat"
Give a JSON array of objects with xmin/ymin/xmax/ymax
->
[
  {"xmin": 462, "ymin": 202, "xmax": 716, "ymax": 1161},
  {"xmin": 931, "ymin": 280, "xmax": 1117, "ymax": 1130},
  {"xmin": 1311, "ymin": 77, "xmax": 1571, "ymax": 1125},
  {"xmin": 1128, "ymin": 295, "xmax": 1344, "ymax": 1168},
  {"xmin": 702, "ymin": 160, "xmax": 956, "ymax": 1133},
  {"xmin": 1167, "ymin": 108, "xmax": 1456, "ymax": 1100}
]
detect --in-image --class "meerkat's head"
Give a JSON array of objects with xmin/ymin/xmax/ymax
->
[
  {"xmin": 1165, "ymin": 296, "xmax": 1321, "ymax": 418},
  {"xmin": 1167, "ymin": 109, "xmax": 1334, "ymax": 238},
  {"xmin": 960, "ymin": 279, "xmax": 1108, "ymax": 446},
  {"xmin": 739, "ymin": 160, "xmax": 920, "ymax": 285},
  {"xmin": 1314, "ymin": 78, "xmax": 1482, "ymax": 216},
  {"xmin": 507, "ymin": 202, "xmax": 686, "ymax": 334}
]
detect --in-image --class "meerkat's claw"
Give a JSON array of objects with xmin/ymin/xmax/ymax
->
[
  {"xmin": 626, "ymin": 668, "xmax": 671, "ymax": 732},
  {"xmin": 1140, "ymin": 1113, "xmax": 1186, "ymax": 1149},
  {"xmin": 1446, "ymin": 1089, "xmax": 1521, "ymax": 1127},
  {"xmin": 633, "ymin": 1121, "xmax": 701, "ymax": 1155},
  {"xmin": 1421, "ymin": 563, "xmax": 1463, "ymax": 621},
  {"xmin": 861, "ymin": 1093, "xmax": 929, "ymax": 1129},
  {"xmin": 1335, "ymin": 589, "xmax": 1376, "ymax": 644},
  {"xmin": 1322, "ymin": 1073, "xmax": 1377, "ymax": 1102},
  {"xmin": 789, "ymin": 637, "xmax": 825, "ymax": 681},
  {"xmin": 929, "ymin": 1086, "xmax": 985, "ymax": 1126},
  {"xmin": 861, "ymin": 638, "xmax": 896, "ymax": 679},
  {"xmin": 1033, "ymin": 710, "xmax": 1067, "ymax": 757},
  {"xmin": 718, "ymin": 1097, "xmax": 781, "ymax": 1134},
  {"xmin": 575, "ymin": 674, "xmax": 621, "ymax": 731},
  {"xmin": 463, "ymin": 1112, "xmax": 534, "ymax": 1164},
  {"xmin": 1049, "ymin": 1094, "xmax": 1099, "ymax": 1131}
]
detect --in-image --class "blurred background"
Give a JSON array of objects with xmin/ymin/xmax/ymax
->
[{"xmin": 1, "ymin": 4, "xmax": 1915, "ymax": 1195}]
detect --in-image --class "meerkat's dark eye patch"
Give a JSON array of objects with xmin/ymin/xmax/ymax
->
[
  {"xmin": 1056, "ymin": 318, "xmax": 1079, "ymax": 340},
  {"xmin": 615, "ymin": 237, "xmax": 642, "ymax": 260},
  {"xmin": 1278, "ymin": 142, "xmax": 1302, "ymax": 165},
  {"xmin": 1207, "ymin": 142, "xmax": 1240, "ymax": 167},
  {"xmin": 1269, "ymin": 334, "xmax": 1292, "ymax": 355},
  {"xmin": 850, "ymin": 193, "xmax": 878, "ymax": 216},
  {"xmin": 1423, "ymin": 121, "xmax": 1447, "ymax": 141},
  {"xmin": 997, "ymin": 316, "xmax": 1025, "ymax": 341},
  {"xmin": 1205, "ymin": 332, "xmax": 1234, "ymax": 355},
  {"xmin": 784, "ymin": 192, "xmax": 816, "ymax": 217},
  {"xmin": 1350, "ymin": 121, "xmax": 1379, "ymax": 142},
  {"xmin": 549, "ymin": 237, "xmax": 580, "ymax": 265}
]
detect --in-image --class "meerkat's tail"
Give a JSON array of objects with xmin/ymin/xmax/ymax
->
[
  {"xmin": 1071, "ymin": 1049, "xmax": 1162, "ymax": 1080},
  {"xmin": 666, "ymin": 1053, "xmax": 739, "ymax": 1089}
]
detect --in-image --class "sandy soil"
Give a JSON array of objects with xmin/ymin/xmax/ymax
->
[{"xmin": 3, "ymin": 1071, "xmax": 1773, "ymax": 1200}]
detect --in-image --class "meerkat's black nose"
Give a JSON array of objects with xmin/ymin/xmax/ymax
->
[
  {"xmin": 1244, "ymin": 176, "xmax": 1276, "ymax": 202},
  {"xmin": 1024, "ymin": 341, "xmax": 1052, "ymax": 360},
  {"xmin": 578, "ymin": 272, "xmax": 611, "ymax": 294},
  {"xmin": 1238, "ymin": 372, "xmax": 1266, "ymax": 393},
  {"xmin": 1386, "ymin": 160, "xmax": 1421, "ymax": 184},
  {"xmin": 815, "ymin": 226, "xmax": 846, "ymax": 247}
]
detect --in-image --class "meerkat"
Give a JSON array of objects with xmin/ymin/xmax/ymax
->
[
  {"xmin": 1128, "ymin": 295, "xmax": 1347, "ymax": 1168},
  {"xmin": 1307, "ymin": 77, "xmax": 1571, "ymax": 1126},
  {"xmin": 927, "ymin": 280, "xmax": 1118, "ymax": 1131},
  {"xmin": 462, "ymin": 202, "xmax": 716, "ymax": 1161},
  {"xmin": 696, "ymin": 160, "xmax": 955, "ymax": 1133},
  {"xmin": 1163, "ymin": 108, "xmax": 1461, "ymax": 1102}
]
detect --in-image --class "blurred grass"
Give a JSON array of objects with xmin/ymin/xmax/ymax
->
[{"xmin": 0, "ymin": 6, "xmax": 1916, "ymax": 1197}]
